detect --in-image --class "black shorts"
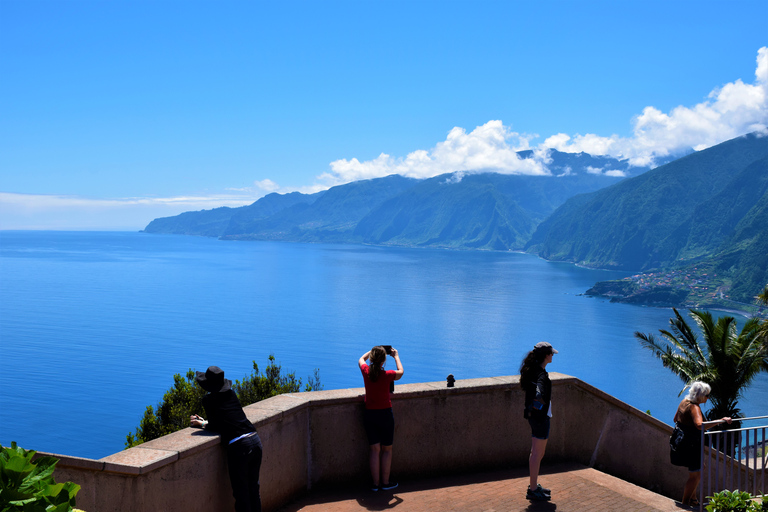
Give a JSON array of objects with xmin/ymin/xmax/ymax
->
[
  {"xmin": 364, "ymin": 407, "xmax": 395, "ymax": 446},
  {"xmin": 528, "ymin": 415, "xmax": 550, "ymax": 440},
  {"xmin": 687, "ymin": 443, "xmax": 701, "ymax": 472}
]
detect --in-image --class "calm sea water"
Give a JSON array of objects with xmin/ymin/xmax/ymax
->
[{"xmin": 1, "ymin": 231, "xmax": 766, "ymax": 459}]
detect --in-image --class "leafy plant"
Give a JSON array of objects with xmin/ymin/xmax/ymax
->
[
  {"xmin": 757, "ymin": 285, "xmax": 768, "ymax": 347},
  {"xmin": 705, "ymin": 489, "xmax": 766, "ymax": 511},
  {"xmin": 233, "ymin": 356, "xmax": 321, "ymax": 405},
  {"xmin": 0, "ymin": 442, "xmax": 81, "ymax": 512},
  {"xmin": 126, "ymin": 355, "xmax": 321, "ymax": 448},
  {"xmin": 635, "ymin": 305, "xmax": 768, "ymax": 425}
]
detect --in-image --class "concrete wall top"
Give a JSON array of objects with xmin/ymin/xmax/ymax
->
[
  {"xmin": 38, "ymin": 373, "xmax": 688, "ymax": 512},
  {"xmin": 42, "ymin": 373, "xmax": 670, "ymax": 475}
]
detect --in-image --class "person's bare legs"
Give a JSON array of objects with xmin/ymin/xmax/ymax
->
[
  {"xmin": 529, "ymin": 437, "xmax": 548, "ymax": 490},
  {"xmin": 682, "ymin": 471, "xmax": 701, "ymax": 505},
  {"xmin": 369, "ymin": 443, "xmax": 381, "ymax": 486},
  {"xmin": 380, "ymin": 445, "xmax": 393, "ymax": 485}
]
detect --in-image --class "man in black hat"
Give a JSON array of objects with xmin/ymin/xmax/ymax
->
[{"xmin": 190, "ymin": 366, "xmax": 263, "ymax": 512}]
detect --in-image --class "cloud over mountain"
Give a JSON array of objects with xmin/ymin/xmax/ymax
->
[
  {"xmin": 319, "ymin": 121, "xmax": 551, "ymax": 187},
  {"xmin": 547, "ymin": 47, "xmax": 768, "ymax": 166},
  {"xmin": 317, "ymin": 47, "xmax": 768, "ymax": 187}
]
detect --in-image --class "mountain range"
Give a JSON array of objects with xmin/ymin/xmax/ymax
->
[
  {"xmin": 144, "ymin": 149, "xmax": 640, "ymax": 250},
  {"xmin": 143, "ymin": 134, "xmax": 768, "ymax": 308},
  {"xmin": 528, "ymin": 132, "xmax": 768, "ymax": 307}
]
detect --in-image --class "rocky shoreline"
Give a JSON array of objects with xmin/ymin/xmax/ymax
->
[{"xmin": 584, "ymin": 279, "xmax": 766, "ymax": 318}]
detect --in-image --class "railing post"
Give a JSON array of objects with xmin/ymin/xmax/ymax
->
[
  {"xmin": 715, "ymin": 432, "xmax": 721, "ymax": 494},
  {"xmin": 737, "ymin": 431, "xmax": 741, "ymax": 492},
  {"xmin": 762, "ymin": 428, "xmax": 766, "ymax": 499},
  {"xmin": 699, "ymin": 429, "xmax": 705, "ymax": 512},
  {"xmin": 701, "ymin": 415, "xmax": 768, "ymax": 507}
]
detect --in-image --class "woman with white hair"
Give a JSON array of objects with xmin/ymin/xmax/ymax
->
[{"xmin": 673, "ymin": 381, "xmax": 732, "ymax": 508}]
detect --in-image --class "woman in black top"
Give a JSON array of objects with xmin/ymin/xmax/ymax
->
[
  {"xmin": 673, "ymin": 381, "xmax": 731, "ymax": 508},
  {"xmin": 520, "ymin": 342, "xmax": 557, "ymax": 502},
  {"xmin": 190, "ymin": 366, "xmax": 263, "ymax": 512}
]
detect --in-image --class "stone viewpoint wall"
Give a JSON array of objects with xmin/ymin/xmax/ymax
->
[{"xmin": 43, "ymin": 374, "xmax": 689, "ymax": 511}]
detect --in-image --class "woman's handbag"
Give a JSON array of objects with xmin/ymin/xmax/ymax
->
[{"xmin": 670, "ymin": 424, "xmax": 689, "ymax": 466}]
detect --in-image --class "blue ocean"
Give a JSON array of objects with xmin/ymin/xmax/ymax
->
[{"xmin": 1, "ymin": 231, "xmax": 766, "ymax": 460}]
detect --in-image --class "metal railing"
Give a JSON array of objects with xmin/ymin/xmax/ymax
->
[{"xmin": 699, "ymin": 415, "xmax": 768, "ymax": 512}]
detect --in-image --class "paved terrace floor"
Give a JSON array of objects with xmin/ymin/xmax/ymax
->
[{"xmin": 277, "ymin": 463, "xmax": 691, "ymax": 512}]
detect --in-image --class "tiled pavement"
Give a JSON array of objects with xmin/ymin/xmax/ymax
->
[{"xmin": 277, "ymin": 463, "xmax": 690, "ymax": 512}]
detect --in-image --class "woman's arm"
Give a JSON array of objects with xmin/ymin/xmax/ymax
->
[
  {"xmin": 533, "ymin": 371, "xmax": 548, "ymax": 408},
  {"xmin": 391, "ymin": 348, "xmax": 404, "ymax": 381},
  {"xmin": 692, "ymin": 404, "xmax": 733, "ymax": 430},
  {"xmin": 190, "ymin": 414, "xmax": 207, "ymax": 429},
  {"xmin": 691, "ymin": 404, "xmax": 704, "ymax": 430},
  {"xmin": 359, "ymin": 351, "xmax": 370, "ymax": 370}
]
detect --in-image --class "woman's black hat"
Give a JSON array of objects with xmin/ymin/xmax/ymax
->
[
  {"xmin": 534, "ymin": 341, "xmax": 558, "ymax": 354},
  {"xmin": 195, "ymin": 366, "xmax": 232, "ymax": 393}
]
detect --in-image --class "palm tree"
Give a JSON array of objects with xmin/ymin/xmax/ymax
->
[
  {"xmin": 757, "ymin": 285, "xmax": 768, "ymax": 345},
  {"xmin": 635, "ymin": 307, "xmax": 768, "ymax": 423}
]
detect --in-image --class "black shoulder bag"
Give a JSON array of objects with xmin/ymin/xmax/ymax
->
[{"xmin": 669, "ymin": 423, "xmax": 689, "ymax": 466}]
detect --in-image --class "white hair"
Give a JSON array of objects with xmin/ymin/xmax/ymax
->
[{"xmin": 686, "ymin": 381, "xmax": 711, "ymax": 404}]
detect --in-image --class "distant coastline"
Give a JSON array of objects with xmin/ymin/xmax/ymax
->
[{"xmin": 583, "ymin": 278, "xmax": 765, "ymax": 319}]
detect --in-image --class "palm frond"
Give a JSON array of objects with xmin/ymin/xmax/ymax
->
[
  {"xmin": 757, "ymin": 285, "xmax": 768, "ymax": 306},
  {"xmin": 637, "ymin": 302, "xmax": 768, "ymax": 421}
]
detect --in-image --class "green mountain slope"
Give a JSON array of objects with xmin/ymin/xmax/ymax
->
[
  {"xmin": 353, "ymin": 170, "xmax": 621, "ymax": 250},
  {"xmin": 711, "ymin": 175, "xmax": 768, "ymax": 302},
  {"xmin": 527, "ymin": 133, "xmax": 768, "ymax": 270},
  {"xmin": 142, "ymin": 191, "xmax": 321, "ymax": 236},
  {"xmin": 221, "ymin": 174, "xmax": 419, "ymax": 242},
  {"xmin": 142, "ymin": 206, "xmax": 237, "ymax": 237},
  {"xmin": 353, "ymin": 176, "xmax": 536, "ymax": 250},
  {"xmin": 532, "ymin": 133, "xmax": 768, "ymax": 305},
  {"xmin": 142, "ymin": 149, "xmax": 638, "ymax": 248},
  {"xmin": 661, "ymin": 154, "xmax": 768, "ymax": 264}
]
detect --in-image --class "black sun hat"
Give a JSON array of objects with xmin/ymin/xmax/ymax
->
[
  {"xmin": 195, "ymin": 366, "xmax": 232, "ymax": 393},
  {"xmin": 534, "ymin": 341, "xmax": 558, "ymax": 354}
]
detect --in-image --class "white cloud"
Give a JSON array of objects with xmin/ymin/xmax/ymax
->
[
  {"xmin": 12, "ymin": 48, "xmax": 766, "ymax": 230},
  {"xmin": 318, "ymin": 120, "xmax": 551, "ymax": 187},
  {"xmin": 543, "ymin": 47, "xmax": 768, "ymax": 166},
  {"xmin": 254, "ymin": 179, "xmax": 280, "ymax": 192},
  {"xmin": 315, "ymin": 47, "xmax": 768, "ymax": 189},
  {"xmin": 0, "ymin": 192, "xmax": 260, "ymax": 230},
  {"xmin": 582, "ymin": 165, "xmax": 627, "ymax": 178}
]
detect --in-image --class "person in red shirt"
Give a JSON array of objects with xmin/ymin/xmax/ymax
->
[{"xmin": 359, "ymin": 345, "xmax": 404, "ymax": 491}]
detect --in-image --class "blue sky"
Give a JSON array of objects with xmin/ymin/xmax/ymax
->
[{"xmin": 1, "ymin": 0, "xmax": 767, "ymax": 230}]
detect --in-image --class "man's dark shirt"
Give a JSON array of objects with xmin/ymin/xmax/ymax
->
[{"xmin": 202, "ymin": 389, "xmax": 257, "ymax": 444}]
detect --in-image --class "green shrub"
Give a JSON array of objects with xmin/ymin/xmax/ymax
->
[
  {"xmin": 126, "ymin": 355, "xmax": 322, "ymax": 448},
  {"xmin": 706, "ymin": 489, "xmax": 766, "ymax": 512},
  {"xmin": 0, "ymin": 442, "xmax": 80, "ymax": 512}
]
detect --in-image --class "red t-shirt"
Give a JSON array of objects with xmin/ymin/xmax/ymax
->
[{"xmin": 360, "ymin": 364, "xmax": 396, "ymax": 410}]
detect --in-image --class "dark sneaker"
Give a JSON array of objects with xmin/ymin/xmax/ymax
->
[
  {"xmin": 371, "ymin": 485, "xmax": 379, "ymax": 491},
  {"xmin": 526, "ymin": 487, "xmax": 551, "ymax": 501},
  {"xmin": 528, "ymin": 483, "xmax": 551, "ymax": 495},
  {"xmin": 381, "ymin": 482, "xmax": 398, "ymax": 491}
]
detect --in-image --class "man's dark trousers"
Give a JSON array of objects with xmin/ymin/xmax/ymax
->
[{"xmin": 227, "ymin": 433, "xmax": 263, "ymax": 512}]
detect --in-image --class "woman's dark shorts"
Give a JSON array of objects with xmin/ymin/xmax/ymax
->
[
  {"xmin": 528, "ymin": 415, "xmax": 550, "ymax": 440},
  {"xmin": 364, "ymin": 407, "xmax": 395, "ymax": 446},
  {"xmin": 687, "ymin": 443, "xmax": 702, "ymax": 472}
]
